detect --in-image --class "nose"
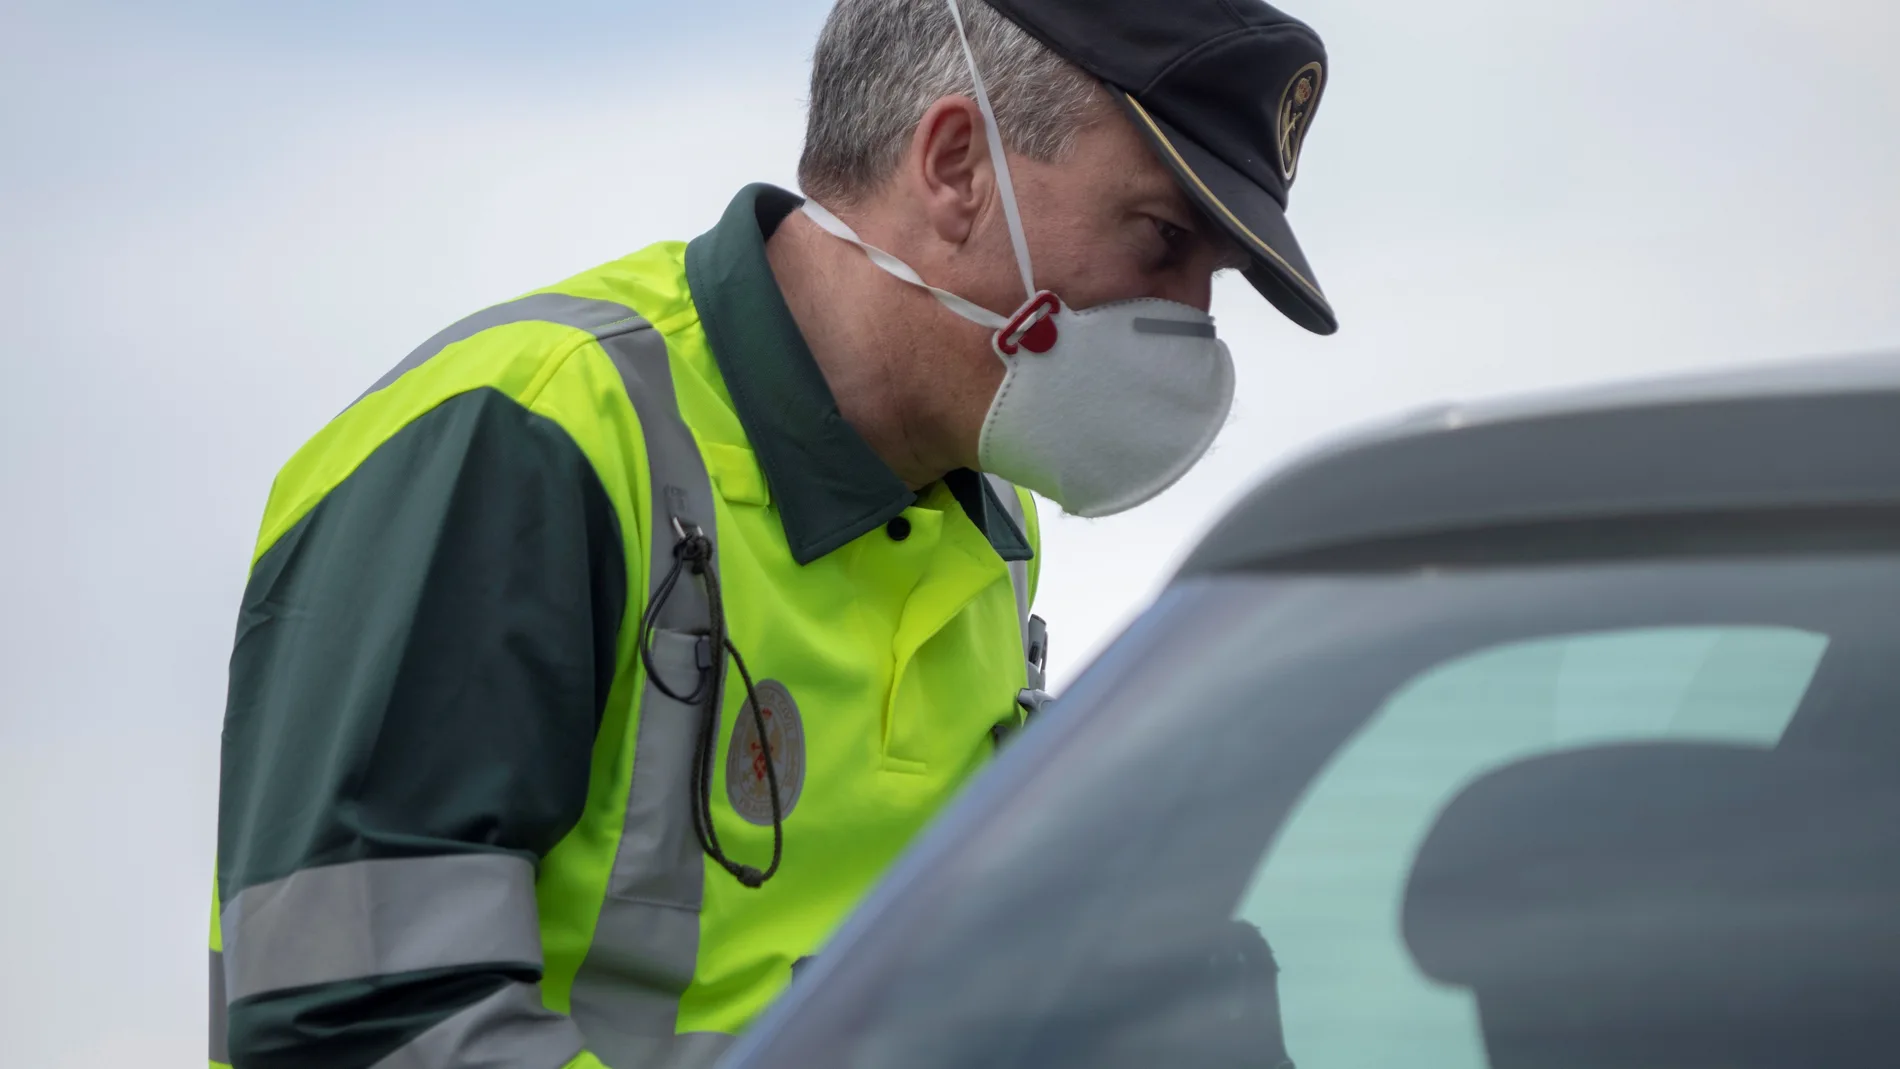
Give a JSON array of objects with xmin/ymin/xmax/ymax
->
[{"xmin": 1153, "ymin": 270, "xmax": 1215, "ymax": 313}]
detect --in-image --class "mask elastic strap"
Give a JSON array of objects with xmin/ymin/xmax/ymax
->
[
  {"xmin": 944, "ymin": 0, "xmax": 1038, "ymax": 304},
  {"xmin": 800, "ymin": 199, "xmax": 1010, "ymax": 330}
]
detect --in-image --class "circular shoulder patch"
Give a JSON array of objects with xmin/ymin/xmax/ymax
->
[{"xmin": 726, "ymin": 679, "xmax": 806, "ymax": 826}]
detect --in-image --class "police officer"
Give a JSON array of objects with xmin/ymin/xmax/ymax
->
[{"xmin": 208, "ymin": 0, "xmax": 1334, "ymax": 1066}]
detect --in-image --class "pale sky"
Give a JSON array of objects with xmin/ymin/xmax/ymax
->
[{"xmin": 3, "ymin": 1, "xmax": 1897, "ymax": 1064}]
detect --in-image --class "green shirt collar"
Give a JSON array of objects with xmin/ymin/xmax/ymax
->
[{"xmin": 685, "ymin": 183, "xmax": 1032, "ymax": 566}]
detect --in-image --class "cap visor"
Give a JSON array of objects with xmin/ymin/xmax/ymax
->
[{"xmin": 1119, "ymin": 94, "xmax": 1337, "ymax": 336}]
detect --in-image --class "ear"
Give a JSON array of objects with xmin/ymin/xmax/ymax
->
[{"xmin": 903, "ymin": 95, "xmax": 990, "ymax": 245}]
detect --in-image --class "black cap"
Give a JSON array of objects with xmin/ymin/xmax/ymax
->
[{"xmin": 981, "ymin": 0, "xmax": 1336, "ymax": 335}]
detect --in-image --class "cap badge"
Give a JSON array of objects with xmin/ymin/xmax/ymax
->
[{"xmin": 1277, "ymin": 61, "xmax": 1324, "ymax": 182}]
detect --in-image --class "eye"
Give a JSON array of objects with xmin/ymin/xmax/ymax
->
[{"xmin": 1150, "ymin": 217, "xmax": 1192, "ymax": 268}]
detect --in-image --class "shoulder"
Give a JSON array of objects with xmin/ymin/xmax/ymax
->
[{"xmin": 256, "ymin": 242, "xmax": 695, "ymax": 560}]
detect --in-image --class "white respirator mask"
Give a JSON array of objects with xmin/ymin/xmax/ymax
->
[{"xmin": 798, "ymin": 0, "xmax": 1236, "ymax": 519}]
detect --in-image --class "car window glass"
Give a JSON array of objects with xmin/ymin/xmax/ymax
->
[
  {"xmin": 1238, "ymin": 626, "xmax": 1829, "ymax": 1068},
  {"xmin": 732, "ymin": 559, "xmax": 1900, "ymax": 1069}
]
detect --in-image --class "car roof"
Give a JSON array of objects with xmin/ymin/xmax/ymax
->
[{"xmin": 1182, "ymin": 351, "xmax": 1900, "ymax": 575}]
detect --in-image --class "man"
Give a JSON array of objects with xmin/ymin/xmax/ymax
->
[{"xmin": 208, "ymin": 0, "xmax": 1334, "ymax": 1066}]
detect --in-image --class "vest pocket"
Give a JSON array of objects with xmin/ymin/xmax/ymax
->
[
  {"xmin": 641, "ymin": 626, "xmax": 708, "ymax": 718},
  {"xmin": 615, "ymin": 626, "xmax": 709, "ymax": 905},
  {"xmin": 884, "ymin": 600, "xmax": 1023, "ymax": 774}
]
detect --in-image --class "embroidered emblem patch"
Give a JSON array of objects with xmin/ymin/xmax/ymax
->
[
  {"xmin": 726, "ymin": 679, "xmax": 806, "ymax": 826},
  {"xmin": 1277, "ymin": 61, "xmax": 1325, "ymax": 181}
]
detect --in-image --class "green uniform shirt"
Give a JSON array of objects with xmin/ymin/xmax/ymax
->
[{"xmin": 211, "ymin": 184, "xmax": 1039, "ymax": 1069}]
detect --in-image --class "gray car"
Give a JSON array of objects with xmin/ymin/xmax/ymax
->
[{"xmin": 721, "ymin": 354, "xmax": 1900, "ymax": 1069}]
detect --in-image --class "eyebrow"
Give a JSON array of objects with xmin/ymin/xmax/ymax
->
[{"xmin": 1165, "ymin": 188, "xmax": 1250, "ymax": 271}]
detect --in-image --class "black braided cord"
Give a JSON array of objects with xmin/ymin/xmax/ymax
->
[{"xmin": 636, "ymin": 524, "xmax": 784, "ymax": 889}]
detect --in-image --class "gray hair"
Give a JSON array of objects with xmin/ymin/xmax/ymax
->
[{"xmin": 798, "ymin": 0, "xmax": 1112, "ymax": 207}]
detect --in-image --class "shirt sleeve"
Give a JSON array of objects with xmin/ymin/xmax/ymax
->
[{"xmin": 215, "ymin": 387, "xmax": 627, "ymax": 1069}]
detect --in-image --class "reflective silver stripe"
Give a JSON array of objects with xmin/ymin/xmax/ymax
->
[
  {"xmin": 356, "ymin": 293, "xmax": 650, "ymax": 405},
  {"xmin": 368, "ymin": 982, "xmax": 585, "ymax": 1069},
  {"xmin": 567, "ymin": 309, "xmax": 720, "ymax": 1065},
  {"xmin": 346, "ymin": 292, "xmax": 715, "ymax": 1058},
  {"xmin": 220, "ymin": 854, "xmax": 541, "ymax": 1001},
  {"xmin": 985, "ymin": 474, "xmax": 1034, "ymax": 654},
  {"xmin": 209, "ymin": 949, "xmax": 230, "ymax": 1065}
]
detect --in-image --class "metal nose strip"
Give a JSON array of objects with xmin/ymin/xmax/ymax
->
[{"xmin": 1132, "ymin": 317, "xmax": 1218, "ymax": 338}]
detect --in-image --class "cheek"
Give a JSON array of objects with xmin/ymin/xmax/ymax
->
[
  {"xmin": 1061, "ymin": 211, "xmax": 1167, "ymax": 305},
  {"xmin": 1041, "ymin": 244, "xmax": 1152, "ymax": 309},
  {"xmin": 1018, "ymin": 177, "xmax": 1132, "ymax": 300},
  {"xmin": 940, "ymin": 251, "xmax": 1033, "ymax": 318},
  {"xmin": 1016, "ymin": 180, "xmax": 1152, "ymax": 305}
]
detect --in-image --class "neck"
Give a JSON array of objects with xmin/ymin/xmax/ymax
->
[{"xmin": 765, "ymin": 208, "xmax": 983, "ymax": 491}]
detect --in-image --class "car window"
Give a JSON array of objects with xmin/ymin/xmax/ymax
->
[
  {"xmin": 727, "ymin": 556, "xmax": 1900, "ymax": 1069},
  {"xmin": 1241, "ymin": 626, "xmax": 1828, "ymax": 1069}
]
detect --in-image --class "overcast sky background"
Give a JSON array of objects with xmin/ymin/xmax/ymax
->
[{"xmin": 3, "ymin": 0, "xmax": 1897, "ymax": 1063}]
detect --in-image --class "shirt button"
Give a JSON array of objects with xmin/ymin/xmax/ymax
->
[{"xmin": 886, "ymin": 516, "xmax": 912, "ymax": 542}]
